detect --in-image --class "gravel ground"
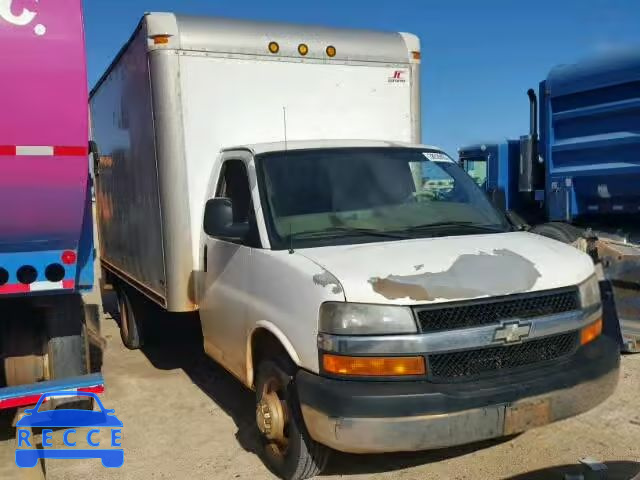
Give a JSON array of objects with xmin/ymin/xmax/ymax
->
[{"xmin": 1, "ymin": 309, "xmax": 639, "ymax": 480}]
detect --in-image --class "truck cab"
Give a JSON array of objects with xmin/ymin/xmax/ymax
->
[
  {"xmin": 459, "ymin": 141, "xmax": 525, "ymax": 214},
  {"xmin": 199, "ymin": 140, "xmax": 618, "ymax": 478}
]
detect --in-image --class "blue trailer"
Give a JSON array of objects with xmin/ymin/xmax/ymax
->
[{"xmin": 459, "ymin": 51, "xmax": 640, "ymax": 352}]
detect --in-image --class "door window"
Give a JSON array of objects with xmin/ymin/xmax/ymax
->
[{"xmin": 215, "ymin": 160, "xmax": 261, "ymax": 247}]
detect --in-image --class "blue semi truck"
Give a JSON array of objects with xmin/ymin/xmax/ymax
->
[{"xmin": 459, "ymin": 51, "xmax": 640, "ymax": 352}]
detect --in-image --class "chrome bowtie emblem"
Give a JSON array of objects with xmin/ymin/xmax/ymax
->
[{"xmin": 493, "ymin": 322, "xmax": 531, "ymax": 344}]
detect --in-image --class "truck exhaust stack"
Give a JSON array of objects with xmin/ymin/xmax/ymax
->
[{"xmin": 519, "ymin": 88, "xmax": 542, "ymax": 194}]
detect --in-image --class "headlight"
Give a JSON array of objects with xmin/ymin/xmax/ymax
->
[
  {"xmin": 578, "ymin": 274, "xmax": 601, "ymax": 309},
  {"xmin": 319, "ymin": 302, "xmax": 417, "ymax": 335}
]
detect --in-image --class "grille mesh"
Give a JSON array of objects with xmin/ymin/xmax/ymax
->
[
  {"xmin": 416, "ymin": 289, "xmax": 579, "ymax": 333},
  {"xmin": 429, "ymin": 332, "xmax": 579, "ymax": 379}
]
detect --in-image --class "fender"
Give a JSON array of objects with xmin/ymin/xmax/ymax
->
[{"xmin": 246, "ymin": 320, "xmax": 301, "ymax": 388}]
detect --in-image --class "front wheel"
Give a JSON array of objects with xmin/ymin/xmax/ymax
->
[{"xmin": 255, "ymin": 359, "xmax": 330, "ymax": 480}]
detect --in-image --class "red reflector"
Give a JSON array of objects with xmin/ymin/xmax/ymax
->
[
  {"xmin": 54, "ymin": 146, "xmax": 88, "ymax": 156},
  {"xmin": 0, "ymin": 145, "xmax": 17, "ymax": 155},
  {"xmin": 62, "ymin": 279, "xmax": 75, "ymax": 290},
  {"xmin": 0, "ymin": 283, "xmax": 30, "ymax": 294},
  {"xmin": 62, "ymin": 250, "xmax": 77, "ymax": 265},
  {"xmin": 0, "ymin": 394, "xmax": 43, "ymax": 410},
  {"xmin": 79, "ymin": 385, "xmax": 104, "ymax": 394}
]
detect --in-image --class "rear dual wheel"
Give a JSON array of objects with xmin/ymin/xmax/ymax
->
[
  {"xmin": 255, "ymin": 359, "xmax": 329, "ymax": 480},
  {"xmin": 116, "ymin": 286, "xmax": 145, "ymax": 350}
]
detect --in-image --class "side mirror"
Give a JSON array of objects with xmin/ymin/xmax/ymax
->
[{"xmin": 203, "ymin": 198, "xmax": 249, "ymax": 241}]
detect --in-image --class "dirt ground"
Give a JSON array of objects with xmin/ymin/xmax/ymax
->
[{"xmin": 1, "ymin": 306, "xmax": 639, "ymax": 480}]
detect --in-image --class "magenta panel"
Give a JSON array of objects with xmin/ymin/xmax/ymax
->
[{"xmin": 0, "ymin": 0, "xmax": 89, "ymax": 247}]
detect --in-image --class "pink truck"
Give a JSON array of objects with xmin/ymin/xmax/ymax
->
[{"xmin": 0, "ymin": 0, "xmax": 103, "ymax": 410}]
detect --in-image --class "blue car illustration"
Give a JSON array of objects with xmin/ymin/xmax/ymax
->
[{"xmin": 16, "ymin": 392, "xmax": 123, "ymax": 468}]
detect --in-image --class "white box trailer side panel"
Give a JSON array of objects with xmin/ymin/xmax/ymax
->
[
  {"xmin": 91, "ymin": 29, "xmax": 167, "ymax": 305},
  {"xmin": 179, "ymin": 54, "xmax": 414, "ymax": 273}
]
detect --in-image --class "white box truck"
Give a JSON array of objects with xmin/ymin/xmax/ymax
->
[{"xmin": 91, "ymin": 13, "xmax": 619, "ymax": 480}]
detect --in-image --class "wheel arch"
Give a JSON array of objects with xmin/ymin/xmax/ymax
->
[{"xmin": 246, "ymin": 321, "xmax": 301, "ymax": 389}]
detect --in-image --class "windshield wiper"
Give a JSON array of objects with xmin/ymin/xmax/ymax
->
[
  {"xmin": 394, "ymin": 221, "xmax": 505, "ymax": 234},
  {"xmin": 288, "ymin": 226, "xmax": 411, "ymax": 241}
]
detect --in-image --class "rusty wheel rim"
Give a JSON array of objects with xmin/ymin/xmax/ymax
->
[{"xmin": 257, "ymin": 375, "xmax": 290, "ymax": 460}]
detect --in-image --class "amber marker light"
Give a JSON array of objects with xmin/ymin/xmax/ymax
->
[
  {"xmin": 580, "ymin": 318, "xmax": 603, "ymax": 345},
  {"xmin": 151, "ymin": 35, "xmax": 170, "ymax": 45},
  {"xmin": 268, "ymin": 41, "xmax": 280, "ymax": 54},
  {"xmin": 323, "ymin": 354, "xmax": 426, "ymax": 377}
]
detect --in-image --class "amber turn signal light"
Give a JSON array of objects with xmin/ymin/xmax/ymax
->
[
  {"xmin": 151, "ymin": 35, "xmax": 170, "ymax": 45},
  {"xmin": 580, "ymin": 318, "xmax": 602, "ymax": 345},
  {"xmin": 323, "ymin": 354, "xmax": 426, "ymax": 377}
]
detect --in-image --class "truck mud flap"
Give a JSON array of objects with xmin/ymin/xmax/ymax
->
[
  {"xmin": 600, "ymin": 280, "xmax": 624, "ymax": 346},
  {"xmin": 600, "ymin": 279, "xmax": 640, "ymax": 353}
]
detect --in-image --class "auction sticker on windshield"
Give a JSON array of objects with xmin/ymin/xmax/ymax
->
[
  {"xmin": 15, "ymin": 392, "xmax": 123, "ymax": 468},
  {"xmin": 423, "ymin": 152, "xmax": 454, "ymax": 163}
]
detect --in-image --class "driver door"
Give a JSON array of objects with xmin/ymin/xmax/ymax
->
[{"xmin": 199, "ymin": 159, "xmax": 257, "ymax": 382}]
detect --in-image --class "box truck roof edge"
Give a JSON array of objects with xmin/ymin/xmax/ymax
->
[{"xmin": 91, "ymin": 11, "xmax": 420, "ymax": 97}]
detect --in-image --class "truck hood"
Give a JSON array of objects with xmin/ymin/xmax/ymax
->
[{"xmin": 297, "ymin": 232, "xmax": 594, "ymax": 305}]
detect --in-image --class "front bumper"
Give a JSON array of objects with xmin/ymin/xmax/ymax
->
[{"xmin": 297, "ymin": 336, "xmax": 619, "ymax": 454}]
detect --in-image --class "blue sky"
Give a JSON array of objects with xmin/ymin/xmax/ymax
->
[{"xmin": 84, "ymin": 0, "xmax": 639, "ymax": 156}]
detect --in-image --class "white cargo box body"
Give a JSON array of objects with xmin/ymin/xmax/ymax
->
[{"xmin": 91, "ymin": 12, "xmax": 421, "ymax": 312}]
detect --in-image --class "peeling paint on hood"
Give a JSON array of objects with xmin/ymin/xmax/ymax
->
[
  {"xmin": 313, "ymin": 269, "xmax": 343, "ymax": 295},
  {"xmin": 296, "ymin": 232, "xmax": 594, "ymax": 305},
  {"xmin": 369, "ymin": 249, "xmax": 541, "ymax": 301}
]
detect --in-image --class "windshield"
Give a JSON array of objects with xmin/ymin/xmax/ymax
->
[{"xmin": 256, "ymin": 148, "xmax": 509, "ymax": 249}]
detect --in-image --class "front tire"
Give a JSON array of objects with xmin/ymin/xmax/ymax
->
[{"xmin": 255, "ymin": 359, "xmax": 330, "ymax": 480}]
